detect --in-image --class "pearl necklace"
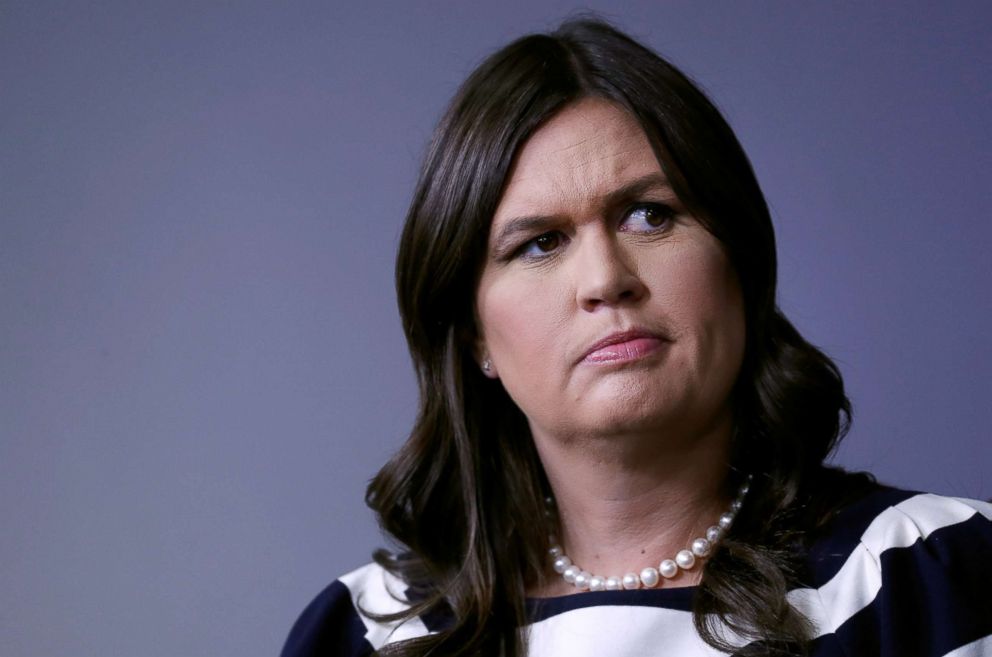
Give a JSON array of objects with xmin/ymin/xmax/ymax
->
[{"xmin": 546, "ymin": 476, "xmax": 752, "ymax": 591}]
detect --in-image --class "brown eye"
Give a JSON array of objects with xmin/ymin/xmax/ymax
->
[
  {"xmin": 515, "ymin": 231, "xmax": 565, "ymax": 260},
  {"xmin": 643, "ymin": 206, "xmax": 668, "ymax": 227},
  {"xmin": 533, "ymin": 233, "xmax": 560, "ymax": 252},
  {"xmin": 620, "ymin": 203, "xmax": 675, "ymax": 232}
]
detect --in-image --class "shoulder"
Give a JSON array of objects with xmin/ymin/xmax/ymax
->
[
  {"xmin": 280, "ymin": 562, "xmax": 437, "ymax": 657},
  {"xmin": 808, "ymin": 488, "xmax": 991, "ymax": 562},
  {"xmin": 857, "ymin": 490, "xmax": 992, "ymax": 559},
  {"xmin": 791, "ymin": 488, "xmax": 992, "ymax": 656}
]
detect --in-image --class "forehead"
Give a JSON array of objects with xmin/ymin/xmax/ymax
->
[{"xmin": 493, "ymin": 98, "xmax": 662, "ymax": 223}]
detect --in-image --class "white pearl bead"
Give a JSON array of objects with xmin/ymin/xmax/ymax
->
[
  {"xmin": 544, "ymin": 496, "xmax": 554, "ymax": 506},
  {"xmin": 640, "ymin": 567, "xmax": 660, "ymax": 588},
  {"xmin": 547, "ymin": 480, "xmax": 753, "ymax": 594}
]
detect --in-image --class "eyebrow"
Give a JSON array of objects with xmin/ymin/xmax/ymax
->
[{"xmin": 490, "ymin": 172, "xmax": 675, "ymax": 253}]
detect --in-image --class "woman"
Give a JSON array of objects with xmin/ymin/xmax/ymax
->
[{"xmin": 283, "ymin": 19, "xmax": 992, "ymax": 657}]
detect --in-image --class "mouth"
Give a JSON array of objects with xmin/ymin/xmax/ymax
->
[{"xmin": 580, "ymin": 329, "xmax": 669, "ymax": 365}]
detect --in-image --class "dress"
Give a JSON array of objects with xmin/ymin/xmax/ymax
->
[{"xmin": 281, "ymin": 488, "xmax": 992, "ymax": 656}]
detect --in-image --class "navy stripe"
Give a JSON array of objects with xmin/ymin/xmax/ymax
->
[
  {"xmin": 281, "ymin": 580, "xmax": 375, "ymax": 657},
  {"xmin": 282, "ymin": 491, "xmax": 991, "ymax": 656},
  {"xmin": 805, "ymin": 630, "xmax": 867, "ymax": 657},
  {"xmin": 731, "ymin": 639, "xmax": 809, "ymax": 656},
  {"xmin": 803, "ymin": 487, "xmax": 919, "ymax": 586},
  {"xmin": 829, "ymin": 512, "xmax": 992, "ymax": 657},
  {"xmin": 527, "ymin": 585, "xmax": 696, "ymax": 622},
  {"xmin": 408, "ymin": 582, "xmax": 697, "ymax": 629}
]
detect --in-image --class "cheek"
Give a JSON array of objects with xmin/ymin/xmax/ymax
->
[
  {"xmin": 657, "ymin": 244, "xmax": 745, "ymax": 369},
  {"xmin": 477, "ymin": 275, "xmax": 568, "ymax": 370},
  {"xmin": 692, "ymin": 259, "xmax": 742, "ymax": 328}
]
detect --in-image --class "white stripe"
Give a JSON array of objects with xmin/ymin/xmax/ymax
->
[
  {"xmin": 333, "ymin": 495, "xmax": 992, "ymax": 651},
  {"xmin": 940, "ymin": 634, "xmax": 992, "ymax": 657},
  {"xmin": 947, "ymin": 496, "xmax": 992, "ymax": 521},
  {"xmin": 339, "ymin": 563, "xmax": 434, "ymax": 649},
  {"xmin": 788, "ymin": 494, "xmax": 992, "ymax": 637},
  {"xmin": 528, "ymin": 605, "xmax": 730, "ymax": 656}
]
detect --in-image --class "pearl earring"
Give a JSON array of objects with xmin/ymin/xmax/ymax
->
[{"xmin": 482, "ymin": 359, "xmax": 492, "ymax": 372}]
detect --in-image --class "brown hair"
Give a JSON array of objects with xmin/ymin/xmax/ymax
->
[{"xmin": 366, "ymin": 18, "xmax": 873, "ymax": 656}]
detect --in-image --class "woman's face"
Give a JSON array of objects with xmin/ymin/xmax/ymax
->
[{"xmin": 474, "ymin": 98, "xmax": 745, "ymax": 444}]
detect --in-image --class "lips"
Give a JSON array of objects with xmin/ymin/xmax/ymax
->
[{"xmin": 580, "ymin": 329, "xmax": 669, "ymax": 364}]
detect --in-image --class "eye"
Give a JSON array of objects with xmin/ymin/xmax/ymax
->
[
  {"xmin": 518, "ymin": 232, "xmax": 563, "ymax": 258},
  {"xmin": 618, "ymin": 203, "xmax": 675, "ymax": 233}
]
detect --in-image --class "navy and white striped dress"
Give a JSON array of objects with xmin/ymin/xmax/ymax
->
[{"xmin": 282, "ymin": 488, "xmax": 992, "ymax": 656}]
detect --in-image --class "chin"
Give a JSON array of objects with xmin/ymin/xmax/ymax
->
[{"xmin": 577, "ymin": 393, "xmax": 685, "ymax": 435}]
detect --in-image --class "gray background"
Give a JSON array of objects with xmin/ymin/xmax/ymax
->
[{"xmin": 2, "ymin": 1, "xmax": 989, "ymax": 655}]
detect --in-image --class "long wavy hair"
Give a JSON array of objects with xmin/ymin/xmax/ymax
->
[{"xmin": 366, "ymin": 18, "xmax": 874, "ymax": 656}]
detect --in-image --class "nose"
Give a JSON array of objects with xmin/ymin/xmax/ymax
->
[{"xmin": 574, "ymin": 232, "xmax": 647, "ymax": 312}]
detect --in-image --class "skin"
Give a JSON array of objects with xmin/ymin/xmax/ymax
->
[{"xmin": 473, "ymin": 98, "xmax": 747, "ymax": 595}]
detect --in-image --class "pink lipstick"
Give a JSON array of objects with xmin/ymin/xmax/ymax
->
[{"xmin": 580, "ymin": 330, "xmax": 668, "ymax": 364}]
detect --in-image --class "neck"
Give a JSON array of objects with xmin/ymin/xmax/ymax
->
[{"xmin": 530, "ymin": 410, "xmax": 735, "ymax": 596}]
